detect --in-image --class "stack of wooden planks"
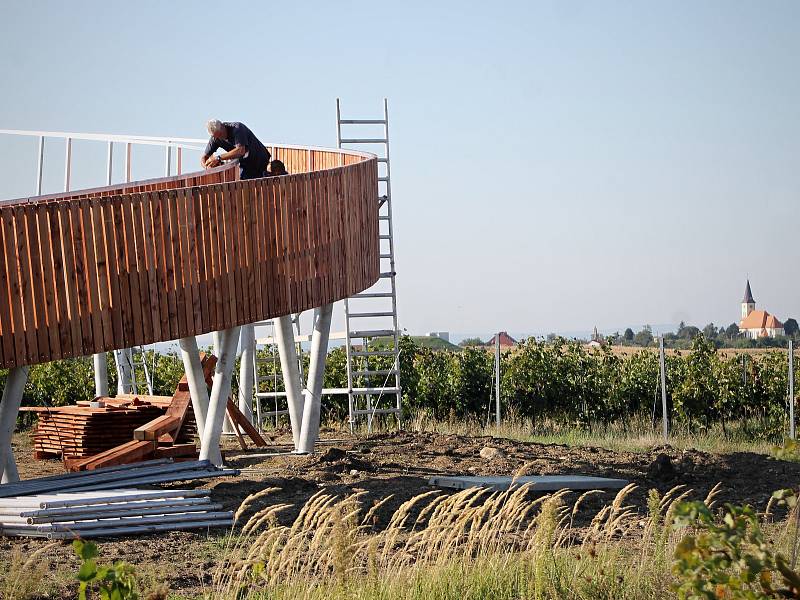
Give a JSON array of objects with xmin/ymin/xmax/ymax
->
[{"xmin": 23, "ymin": 398, "xmax": 196, "ymax": 461}]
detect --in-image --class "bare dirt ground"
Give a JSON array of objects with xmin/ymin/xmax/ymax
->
[{"xmin": 4, "ymin": 428, "xmax": 800, "ymax": 598}]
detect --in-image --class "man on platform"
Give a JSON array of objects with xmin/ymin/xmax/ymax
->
[{"xmin": 201, "ymin": 119, "xmax": 271, "ymax": 180}]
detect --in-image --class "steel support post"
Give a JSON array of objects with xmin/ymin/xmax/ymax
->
[
  {"xmin": 274, "ymin": 315, "xmax": 304, "ymax": 448},
  {"xmin": 93, "ymin": 353, "xmax": 109, "ymax": 397},
  {"xmin": 200, "ymin": 326, "xmax": 241, "ymax": 466},
  {"xmin": 238, "ymin": 324, "xmax": 256, "ymax": 424},
  {"xmin": 115, "ymin": 348, "xmax": 134, "ymax": 395},
  {"xmin": 298, "ymin": 304, "xmax": 333, "ymax": 454},
  {"xmin": 0, "ymin": 367, "xmax": 30, "ymax": 484},
  {"xmin": 178, "ymin": 336, "xmax": 210, "ymax": 439}
]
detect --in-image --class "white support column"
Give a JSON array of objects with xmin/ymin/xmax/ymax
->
[
  {"xmin": 238, "ymin": 324, "xmax": 256, "ymax": 424},
  {"xmin": 200, "ymin": 326, "xmax": 241, "ymax": 466},
  {"xmin": 178, "ymin": 336, "xmax": 210, "ymax": 439},
  {"xmin": 115, "ymin": 348, "xmax": 134, "ymax": 395},
  {"xmin": 274, "ymin": 315, "xmax": 304, "ymax": 448},
  {"xmin": 298, "ymin": 304, "xmax": 333, "ymax": 454},
  {"xmin": 93, "ymin": 353, "xmax": 109, "ymax": 397},
  {"xmin": 0, "ymin": 366, "xmax": 30, "ymax": 484}
]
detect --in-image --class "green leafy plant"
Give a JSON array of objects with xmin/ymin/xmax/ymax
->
[
  {"xmin": 672, "ymin": 499, "xmax": 800, "ymax": 599},
  {"xmin": 74, "ymin": 539, "xmax": 139, "ymax": 600}
]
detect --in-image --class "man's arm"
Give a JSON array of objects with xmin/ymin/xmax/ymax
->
[
  {"xmin": 205, "ymin": 144, "xmax": 247, "ymax": 167},
  {"xmin": 201, "ymin": 137, "xmax": 219, "ymax": 168}
]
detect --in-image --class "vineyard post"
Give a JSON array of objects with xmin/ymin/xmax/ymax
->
[
  {"xmin": 495, "ymin": 333, "xmax": 501, "ymax": 427},
  {"xmin": 659, "ymin": 336, "xmax": 668, "ymax": 442},
  {"xmin": 790, "ymin": 339, "xmax": 795, "ymax": 440}
]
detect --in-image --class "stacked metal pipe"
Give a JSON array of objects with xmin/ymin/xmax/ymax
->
[
  {"xmin": 0, "ymin": 458, "xmax": 238, "ymax": 538},
  {"xmin": 0, "ymin": 488, "xmax": 232, "ymax": 538},
  {"xmin": 0, "ymin": 459, "xmax": 237, "ymax": 498}
]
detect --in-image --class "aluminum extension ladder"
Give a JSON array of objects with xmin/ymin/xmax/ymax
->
[{"xmin": 337, "ymin": 99, "xmax": 402, "ymax": 432}]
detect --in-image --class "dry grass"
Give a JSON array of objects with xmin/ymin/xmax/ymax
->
[
  {"xmin": 404, "ymin": 411, "xmax": 777, "ymax": 455},
  {"xmin": 204, "ymin": 480, "xmax": 696, "ymax": 599},
  {"xmin": 0, "ymin": 541, "xmax": 59, "ymax": 600}
]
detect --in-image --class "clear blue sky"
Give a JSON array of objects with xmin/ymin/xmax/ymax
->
[{"xmin": 1, "ymin": 1, "xmax": 798, "ymax": 337}]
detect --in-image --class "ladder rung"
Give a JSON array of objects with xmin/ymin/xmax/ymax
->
[
  {"xmin": 350, "ymin": 329, "xmax": 396, "ymax": 338},
  {"xmin": 340, "ymin": 138, "xmax": 386, "ymax": 144},
  {"xmin": 351, "ymin": 408, "xmax": 401, "ymax": 415},
  {"xmin": 379, "ymin": 253, "xmax": 392, "ymax": 258},
  {"xmin": 348, "ymin": 311, "xmax": 394, "ymax": 318},
  {"xmin": 378, "ymin": 195, "xmax": 388, "ymax": 207},
  {"xmin": 378, "ymin": 176, "xmax": 389, "ymax": 182},
  {"xmin": 351, "ymin": 350, "xmax": 396, "ymax": 357},
  {"xmin": 352, "ymin": 369, "xmax": 397, "ymax": 377},
  {"xmin": 256, "ymin": 391, "xmax": 288, "ymax": 398},
  {"xmin": 379, "ymin": 216, "xmax": 390, "ymax": 221},
  {"xmin": 339, "ymin": 119, "xmax": 386, "ymax": 125},
  {"xmin": 377, "ymin": 158, "xmax": 388, "ymax": 163},
  {"xmin": 379, "ymin": 272, "xmax": 395, "ymax": 278},
  {"xmin": 351, "ymin": 387, "xmax": 401, "ymax": 395},
  {"xmin": 379, "ymin": 235, "xmax": 391, "ymax": 240},
  {"xmin": 261, "ymin": 410, "xmax": 289, "ymax": 417},
  {"xmin": 351, "ymin": 292, "xmax": 393, "ymax": 299}
]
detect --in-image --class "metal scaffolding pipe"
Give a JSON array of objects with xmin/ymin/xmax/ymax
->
[
  {"xmin": 274, "ymin": 315, "xmax": 304, "ymax": 448},
  {"xmin": 200, "ymin": 326, "xmax": 241, "ymax": 465},
  {"xmin": 298, "ymin": 304, "xmax": 333, "ymax": 453},
  {"xmin": 0, "ymin": 366, "xmax": 30, "ymax": 484},
  {"xmin": 238, "ymin": 324, "xmax": 256, "ymax": 424},
  {"xmin": 178, "ymin": 336, "xmax": 210, "ymax": 438}
]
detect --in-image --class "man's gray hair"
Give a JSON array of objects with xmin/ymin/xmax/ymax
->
[{"xmin": 206, "ymin": 119, "xmax": 224, "ymax": 135}]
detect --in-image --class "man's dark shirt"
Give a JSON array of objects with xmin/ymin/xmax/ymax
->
[{"xmin": 204, "ymin": 122, "xmax": 270, "ymax": 179}]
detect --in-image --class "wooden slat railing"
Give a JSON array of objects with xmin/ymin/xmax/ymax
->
[{"xmin": 0, "ymin": 147, "xmax": 379, "ymax": 368}]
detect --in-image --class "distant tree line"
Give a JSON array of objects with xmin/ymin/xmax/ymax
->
[{"xmin": 612, "ymin": 318, "xmax": 799, "ymax": 350}]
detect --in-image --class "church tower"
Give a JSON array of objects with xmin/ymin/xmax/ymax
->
[{"xmin": 741, "ymin": 279, "xmax": 755, "ymax": 319}]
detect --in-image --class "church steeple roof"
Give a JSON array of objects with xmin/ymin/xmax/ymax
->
[{"xmin": 742, "ymin": 279, "xmax": 755, "ymax": 304}]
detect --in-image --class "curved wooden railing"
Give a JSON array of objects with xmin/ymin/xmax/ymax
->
[{"xmin": 0, "ymin": 146, "xmax": 379, "ymax": 368}]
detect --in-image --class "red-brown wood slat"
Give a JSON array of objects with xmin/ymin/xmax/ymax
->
[
  {"xmin": 165, "ymin": 190, "xmax": 183, "ymax": 339},
  {"xmin": 0, "ymin": 207, "xmax": 21, "ymax": 367},
  {"xmin": 111, "ymin": 198, "xmax": 133, "ymax": 349},
  {"xmin": 123, "ymin": 197, "xmax": 144, "ymax": 345},
  {"xmin": 173, "ymin": 189, "xmax": 190, "ymax": 339},
  {"xmin": 130, "ymin": 194, "xmax": 153, "ymax": 346},
  {"xmin": 15, "ymin": 206, "xmax": 39, "ymax": 364},
  {"xmin": 141, "ymin": 192, "xmax": 164, "ymax": 343},
  {"xmin": 93, "ymin": 197, "xmax": 117, "ymax": 351},
  {"xmin": 74, "ymin": 201, "xmax": 98, "ymax": 357},
  {"xmin": 35, "ymin": 204, "xmax": 61, "ymax": 361}
]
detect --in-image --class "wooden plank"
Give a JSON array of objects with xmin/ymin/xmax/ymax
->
[
  {"xmin": 122, "ymin": 197, "xmax": 144, "ymax": 345},
  {"xmin": 36, "ymin": 204, "xmax": 61, "ymax": 360},
  {"xmin": 0, "ymin": 207, "xmax": 18, "ymax": 367},
  {"xmin": 110, "ymin": 198, "xmax": 132, "ymax": 348},
  {"xmin": 157, "ymin": 390, "xmax": 192, "ymax": 444},
  {"xmin": 132, "ymin": 415, "xmax": 181, "ymax": 440},
  {"xmin": 25, "ymin": 206, "xmax": 52, "ymax": 363},
  {"xmin": 141, "ymin": 192, "xmax": 163, "ymax": 343},
  {"xmin": 186, "ymin": 187, "xmax": 204, "ymax": 333},
  {"xmin": 92, "ymin": 198, "xmax": 116, "ymax": 351},
  {"xmin": 222, "ymin": 183, "xmax": 237, "ymax": 327},
  {"xmin": 152, "ymin": 191, "xmax": 171, "ymax": 340},
  {"xmin": 76, "ymin": 440, "xmax": 156, "ymax": 471},
  {"xmin": 131, "ymin": 194, "xmax": 153, "ymax": 345},
  {"xmin": 153, "ymin": 444, "xmax": 197, "ymax": 459},
  {"xmin": 226, "ymin": 398, "xmax": 269, "ymax": 447},
  {"xmin": 47, "ymin": 204, "xmax": 74, "ymax": 359},
  {"xmin": 165, "ymin": 190, "xmax": 182, "ymax": 339},
  {"xmin": 15, "ymin": 207, "xmax": 38, "ymax": 364}
]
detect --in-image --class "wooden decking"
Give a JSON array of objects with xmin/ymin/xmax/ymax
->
[{"xmin": 0, "ymin": 146, "xmax": 379, "ymax": 368}]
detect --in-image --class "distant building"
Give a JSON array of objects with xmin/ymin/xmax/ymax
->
[
  {"xmin": 486, "ymin": 331, "xmax": 517, "ymax": 348},
  {"xmin": 586, "ymin": 326, "xmax": 605, "ymax": 348},
  {"xmin": 428, "ymin": 331, "xmax": 450, "ymax": 342},
  {"xmin": 738, "ymin": 280, "xmax": 784, "ymax": 339}
]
